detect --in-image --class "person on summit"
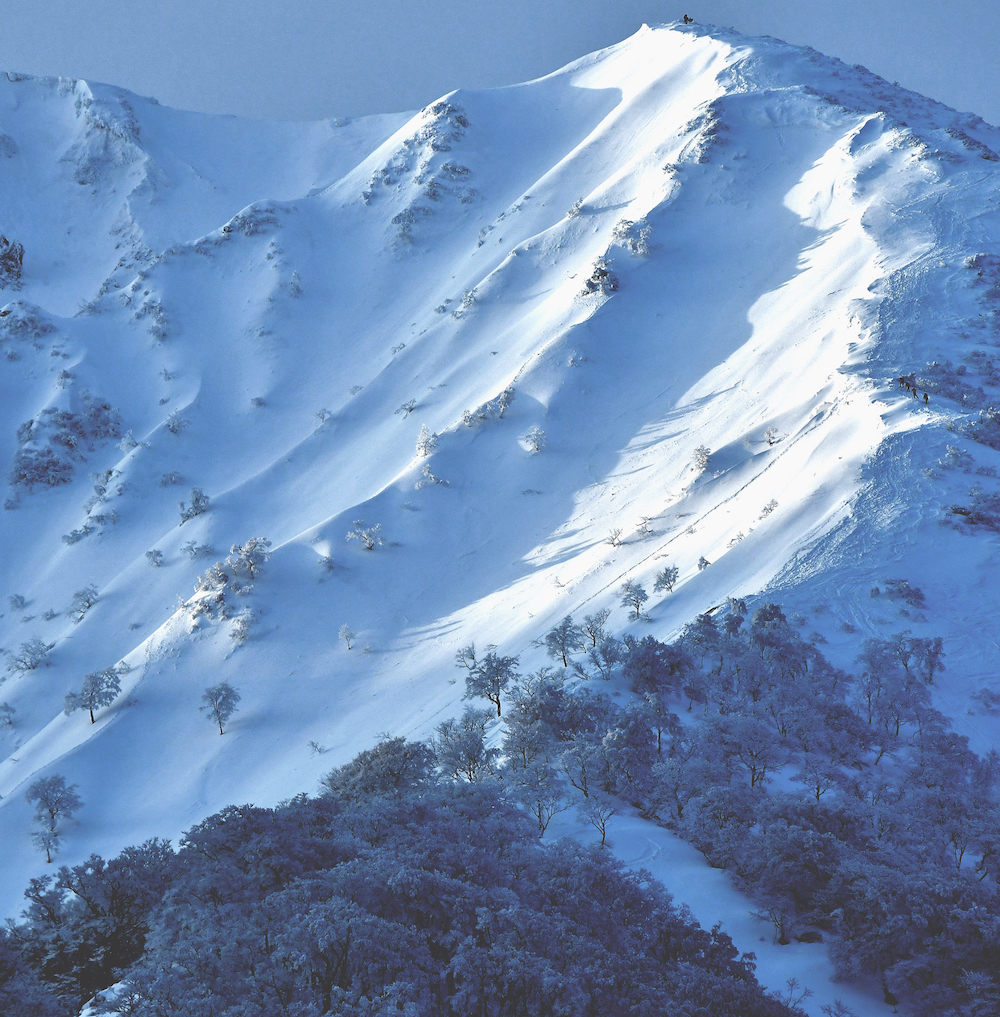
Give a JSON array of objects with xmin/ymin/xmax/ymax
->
[{"xmin": 683, "ymin": 14, "xmax": 694, "ymax": 24}]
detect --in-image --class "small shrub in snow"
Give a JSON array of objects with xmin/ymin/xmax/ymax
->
[
  {"xmin": 579, "ymin": 257, "xmax": 618, "ymax": 297},
  {"xmin": 8, "ymin": 593, "xmax": 26, "ymax": 612},
  {"xmin": 250, "ymin": 396, "xmax": 266, "ymax": 408},
  {"xmin": 396, "ymin": 399, "xmax": 417, "ymax": 418},
  {"xmin": 693, "ymin": 445, "xmax": 711, "ymax": 471},
  {"xmin": 523, "ymin": 426, "xmax": 546, "ymax": 453},
  {"xmin": 69, "ymin": 585, "xmax": 99, "ymax": 623},
  {"xmin": 339, "ymin": 624, "xmax": 356, "ymax": 650},
  {"xmin": 164, "ymin": 411, "xmax": 187, "ymax": 435},
  {"xmin": 347, "ymin": 520, "xmax": 383, "ymax": 550},
  {"xmin": 179, "ymin": 487, "xmax": 209, "ymax": 523},
  {"xmin": 606, "ymin": 528, "xmax": 623, "ymax": 547},
  {"xmin": 611, "ymin": 218, "xmax": 652, "ymax": 256},
  {"xmin": 760, "ymin": 499, "xmax": 778, "ymax": 518},
  {"xmin": 0, "ymin": 701, "xmax": 14, "ymax": 726},
  {"xmin": 697, "ymin": 556, "xmax": 711, "ymax": 571},
  {"xmin": 159, "ymin": 471, "xmax": 183, "ymax": 487},
  {"xmin": 145, "ymin": 549, "xmax": 164, "ymax": 567},
  {"xmin": 182, "ymin": 540, "xmax": 214, "ymax": 559},
  {"xmin": 118, "ymin": 430, "xmax": 140, "ymax": 452},
  {"xmin": 882, "ymin": 578, "xmax": 925, "ymax": 606},
  {"xmin": 416, "ymin": 424, "xmax": 437, "ymax": 456},
  {"xmin": 567, "ymin": 198, "xmax": 584, "ymax": 218},
  {"xmin": 415, "ymin": 464, "xmax": 448, "ymax": 488},
  {"xmin": 636, "ymin": 516, "xmax": 654, "ymax": 538},
  {"xmin": 764, "ymin": 426, "xmax": 782, "ymax": 446},
  {"xmin": 230, "ymin": 609, "xmax": 254, "ymax": 646},
  {"xmin": 200, "ymin": 681, "xmax": 240, "ymax": 735}
]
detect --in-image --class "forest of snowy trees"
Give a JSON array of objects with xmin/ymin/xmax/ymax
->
[{"xmin": 1, "ymin": 602, "xmax": 998, "ymax": 1016}]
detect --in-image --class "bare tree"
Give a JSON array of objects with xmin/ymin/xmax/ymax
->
[
  {"xmin": 654, "ymin": 565, "xmax": 679, "ymax": 593},
  {"xmin": 581, "ymin": 608, "xmax": 611, "ymax": 647}
]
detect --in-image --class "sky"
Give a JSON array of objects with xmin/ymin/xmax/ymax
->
[{"xmin": 0, "ymin": 1, "xmax": 996, "ymax": 126}]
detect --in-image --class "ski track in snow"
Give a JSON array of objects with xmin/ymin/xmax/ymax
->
[{"xmin": 3, "ymin": 20, "xmax": 1000, "ymax": 1015}]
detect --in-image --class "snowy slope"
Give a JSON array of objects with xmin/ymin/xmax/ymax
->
[{"xmin": 3, "ymin": 22, "xmax": 1000, "ymax": 1014}]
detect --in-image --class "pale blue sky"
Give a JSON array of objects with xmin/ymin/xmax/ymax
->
[{"xmin": 0, "ymin": 1, "xmax": 995, "ymax": 125}]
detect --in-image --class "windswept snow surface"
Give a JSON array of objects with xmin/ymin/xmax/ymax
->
[{"xmin": 3, "ymin": 22, "xmax": 1000, "ymax": 1015}]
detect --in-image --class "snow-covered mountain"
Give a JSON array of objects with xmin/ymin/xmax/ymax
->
[{"xmin": 3, "ymin": 21, "xmax": 1000, "ymax": 1014}]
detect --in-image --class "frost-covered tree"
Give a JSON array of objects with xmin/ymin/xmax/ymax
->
[
  {"xmin": 457, "ymin": 644, "xmax": 519, "ymax": 716},
  {"xmin": 24, "ymin": 774, "xmax": 82, "ymax": 863},
  {"xmin": 395, "ymin": 399, "xmax": 417, "ymax": 418},
  {"xmin": 200, "ymin": 681, "xmax": 241, "ymax": 735},
  {"xmin": 229, "ymin": 609, "xmax": 253, "ymax": 646},
  {"xmin": 0, "ymin": 701, "xmax": 15, "ymax": 727},
  {"xmin": 64, "ymin": 668, "xmax": 122, "ymax": 723},
  {"xmin": 433, "ymin": 707, "xmax": 499, "ymax": 782},
  {"xmin": 619, "ymin": 579, "xmax": 648, "ymax": 620},
  {"xmin": 145, "ymin": 549, "xmax": 164, "ymax": 567},
  {"xmin": 7, "ymin": 637, "xmax": 55, "ymax": 673},
  {"xmin": 545, "ymin": 616, "xmax": 584, "ymax": 667},
  {"xmin": 226, "ymin": 537, "xmax": 271, "ymax": 580},
  {"xmin": 693, "ymin": 445, "xmax": 711, "ymax": 471},
  {"xmin": 339, "ymin": 623, "xmax": 356, "ymax": 650},
  {"xmin": 606, "ymin": 528, "xmax": 623, "ymax": 547},
  {"xmin": 8, "ymin": 593, "xmax": 26, "ymax": 612},
  {"xmin": 654, "ymin": 564, "xmax": 680, "ymax": 593},
  {"xmin": 416, "ymin": 424, "xmax": 437, "ymax": 457},
  {"xmin": 179, "ymin": 487, "xmax": 209, "ymax": 524},
  {"xmin": 69, "ymin": 585, "xmax": 99, "ymax": 623},
  {"xmin": 697, "ymin": 556, "xmax": 711, "ymax": 571}
]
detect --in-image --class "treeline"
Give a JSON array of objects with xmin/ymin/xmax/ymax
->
[{"xmin": 0, "ymin": 775, "xmax": 796, "ymax": 1017}]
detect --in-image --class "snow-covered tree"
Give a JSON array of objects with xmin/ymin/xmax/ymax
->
[
  {"xmin": 226, "ymin": 537, "xmax": 271, "ymax": 580},
  {"xmin": 457, "ymin": 644, "xmax": 519, "ymax": 716},
  {"xmin": 24, "ymin": 774, "xmax": 82, "ymax": 862},
  {"xmin": 339, "ymin": 623, "xmax": 356, "ymax": 650},
  {"xmin": 545, "ymin": 616, "xmax": 584, "ymax": 667},
  {"xmin": 69, "ymin": 585, "xmax": 99, "ymax": 623},
  {"xmin": 416, "ymin": 424, "xmax": 437, "ymax": 456},
  {"xmin": 0, "ymin": 701, "xmax": 14, "ymax": 727},
  {"xmin": 64, "ymin": 668, "xmax": 122, "ymax": 723},
  {"xmin": 145, "ymin": 549, "xmax": 164, "ymax": 567},
  {"xmin": 654, "ymin": 564, "xmax": 680, "ymax": 593},
  {"xmin": 433, "ymin": 707, "xmax": 499, "ymax": 782},
  {"xmin": 693, "ymin": 445, "xmax": 711, "ymax": 471},
  {"xmin": 523, "ymin": 425, "xmax": 546, "ymax": 453},
  {"xmin": 179, "ymin": 487, "xmax": 209, "ymax": 524},
  {"xmin": 619, "ymin": 579, "xmax": 648, "ymax": 620},
  {"xmin": 7, "ymin": 637, "xmax": 55, "ymax": 673},
  {"xmin": 200, "ymin": 681, "xmax": 241, "ymax": 735}
]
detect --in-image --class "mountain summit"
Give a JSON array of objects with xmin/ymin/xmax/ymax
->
[{"xmin": 2, "ymin": 22, "xmax": 1000, "ymax": 1011}]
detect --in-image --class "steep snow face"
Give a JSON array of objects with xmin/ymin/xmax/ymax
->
[{"xmin": 1, "ymin": 21, "xmax": 999, "ymax": 983}]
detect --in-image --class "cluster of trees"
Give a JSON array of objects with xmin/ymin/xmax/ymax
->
[
  {"xmin": 0, "ymin": 753, "xmax": 798, "ymax": 1017},
  {"xmin": 452, "ymin": 603, "xmax": 998, "ymax": 1016},
  {"xmin": 9, "ymin": 402, "xmax": 122, "ymax": 491}
]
